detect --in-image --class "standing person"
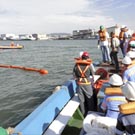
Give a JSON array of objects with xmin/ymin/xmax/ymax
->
[
  {"xmin": 119, "ymin": 25, "xmax": 129, "ymax": 57},
  {"xmin": 73, "ymin": 51, "xmax": 96, "ymax": 116},
  {"xmin": 100, "ymin": 74, "xmax": 126, "ymax": 119},
  {"xmin": 115, "ymin": 81, "xmax": 135, "ymax": 135},
  {"xmin": 110, "ymin": 32, "xmax": 120, "ymax": 73},
  {"xmin": 98, "ymin": 25, "xmax": 111, "ymax": 63}
]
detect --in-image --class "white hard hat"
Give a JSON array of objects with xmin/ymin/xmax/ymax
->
[
  {"xmin": 80, "ymin": 51, "xmax": 83, "ymax": 57},
  {"xmin": 122, "ymin": 56, "xmax": 132, "ymax": 65},
  {"xmin": 126, "ymin": 51, "xmax": 135, "ymax": 58},
  {"xmin": 121, "ymin": 81, "xmax": 135, "ymax": 101},
  {"xmin": 109, "ymin": 74, "xmax": 123, "ymax": 86},
  {"xmin": 121, "ymin": 25, "xmax": 127, "ymax": 29}
]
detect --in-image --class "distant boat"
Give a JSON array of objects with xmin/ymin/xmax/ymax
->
[
  {"xmin": 0, "ymin": 44, "xmax": 23, "ymax": 49},
  {"xmin": 7, "ymin": 34, "xmax": 36, "ymax": 41},
  {"xmin": 19, "ymin": 34, "xmax": 36, "ymax": 41}
]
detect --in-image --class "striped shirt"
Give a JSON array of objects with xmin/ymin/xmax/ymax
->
[
  {"xmin": 101, "ymin": 95, "xmax": 126, "ymax": 119},
  {"xmin": 116, "ymin": 113, "xmax": 135, "ymax": 135},
  {"xmin": 123, "ymin": 65, "xmax": 135, "ymax": 83}
]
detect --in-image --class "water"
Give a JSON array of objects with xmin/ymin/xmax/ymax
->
[{"xmin": 0, "ymin": 39, "xmax": 101, "ymax": 128}]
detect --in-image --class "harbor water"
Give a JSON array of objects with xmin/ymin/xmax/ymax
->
[{"xmin": 0, "ymin": 39, "xmax": 101, "ymax": 128}]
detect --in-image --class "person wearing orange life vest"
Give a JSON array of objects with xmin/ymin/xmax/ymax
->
[
  {"xmin": 73, "ymin": 52, "xmax": 96, "ymax": 116},
  {"xmin": 115, "ymin": 81, "xmax": 135, "ymax": 135},
  {"xmin": 100, "ymin": 74, "xmax": 126, "ymax": 119},
  {"xmin": 98, "ymin": 25, "xmax": 111, "ymax": 63},
  {"xmin": 119, "ymin": 25, "xmax": 129, "ymax": 57}
]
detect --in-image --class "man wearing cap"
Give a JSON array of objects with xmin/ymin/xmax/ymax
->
[
  {"xmin": 119, "ymin": 25, "xmax": 129, "ymax": 57},
  {"xmin": 100, "ymin": 74, "xmax": 126, "ymax": 119},
  {"xmin": 115, "ymin": 81, "xmax": 135, "ymax": 135},
  {"xmin": 122, "ymin": 56, "xmax": 135, "ymax": 83},
  {"xmin": 110, "ymin": 32, "xmax": 120, "ymax": 73},
  {"xmin": 98, "ymin": 25, "xmax": 111, "ymax": 63},
  {"xmin": 73, "ymin": 51, "xmax": 96, "ymax": 116}
]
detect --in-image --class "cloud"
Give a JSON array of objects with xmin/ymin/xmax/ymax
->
[{"xmin": 0, "ymin": 0, "xmax": 134, "ymax": 34}]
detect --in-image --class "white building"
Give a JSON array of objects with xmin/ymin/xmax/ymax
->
[
  {"xmin": 107, "ymin": 24, "xmax": 134, "ymax": 37},
  {"xmin": 37, "ymin": 34, "xmax": 49, "ymax": 40}
]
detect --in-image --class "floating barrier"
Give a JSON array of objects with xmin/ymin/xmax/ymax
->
[{"xmin": 0, "ymin": 64, "xmax": 48, "ymax": 75}]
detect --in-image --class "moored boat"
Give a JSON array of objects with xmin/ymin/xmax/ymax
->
[{"xmin": 0, "ymin": 44, "xmax": 23, "ymax": 49}]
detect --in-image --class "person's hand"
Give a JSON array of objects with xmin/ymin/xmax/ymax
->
[{"xmin": 97, "ymin": 45, "xmax": 100, "ymax": 49}]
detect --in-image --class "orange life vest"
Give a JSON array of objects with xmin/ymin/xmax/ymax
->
[
  {"xmin": 98, "ymin": 30, "xmax": 106, "ymax": 41},
  {"xmin": 75, "ymin": 58, "xmax": 92, "ymax": 85},
  {"xmin": 119, "ymin": 31, "xmax": 125, "ymax": 41},
  {"xmin": 119, "ymin": 101, "xmax": 135, "ymax": 114},
  {"xmin": 105, "ymin": 87, "xmax": 123, "ymax": 95}
]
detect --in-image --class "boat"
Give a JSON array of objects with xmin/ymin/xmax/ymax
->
[
  {"xmin": 8, "ymin": 60, "xmax": 119, "ymax": 135},
  {"xmin": 0, "ymin": 44, "xmax": 23, "ymax": 49},
  {"xmin": 7, "ymin": 73, "xmax": 100, "ymax": 135}
]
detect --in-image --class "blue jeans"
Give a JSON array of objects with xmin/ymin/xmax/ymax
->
[{"xmin": 100, "ymin": 46, "xmax": 111, "ymax": 62}]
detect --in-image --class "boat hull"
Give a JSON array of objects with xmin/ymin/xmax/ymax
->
[
  {"xmin": 0, "ymin": 45, "xmax": 23, "ymax": 49},
  {"xmin": 14, "ymin": 80, "xmax": 78, "ymax": 135}
]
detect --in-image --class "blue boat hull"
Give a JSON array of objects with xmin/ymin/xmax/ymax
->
[{"xmin": 13, "ymin": 79, "xmax": 78, "ymax": 135}]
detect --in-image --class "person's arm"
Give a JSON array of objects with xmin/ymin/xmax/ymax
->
[
  {"xmin": 100, "ymin": 96, "xmax": 107, "ymax": 113},
  {"xmin": 90, "ymin": 63, "xmax": 95, "ymax": 76}
]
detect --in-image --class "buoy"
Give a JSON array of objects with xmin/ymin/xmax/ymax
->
[
  {"xmin": 0, "ymin": 64, "xmax": 48, "ymax": 75},
  {"xmin": 39, "ymin": 69, "xmax": 48, "ymax": 74}
]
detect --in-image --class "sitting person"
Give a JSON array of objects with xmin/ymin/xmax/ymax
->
[
  {"xmin": 100, "ymin": 74, "xmax": 126, "ymax": 119},
  {"xmin": 122, "ymin": 56, "xmax": 135, "ymax": 83},
  {"xmin": 115, "ymin": 81, "xmax": 135, "ymax": 135},
  {"xmin": 10, "ymin": 42, "xmax": 15, "ymax": 46}
]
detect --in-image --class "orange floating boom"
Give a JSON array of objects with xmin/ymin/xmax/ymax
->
[{"xmin": 0, "ymin": 64, "xmax": 48, "ymax": 75}]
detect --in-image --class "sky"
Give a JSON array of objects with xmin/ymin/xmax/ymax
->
[{"xmin": 0, "ymin": 0, "xmax": 135, "ymax": 34}]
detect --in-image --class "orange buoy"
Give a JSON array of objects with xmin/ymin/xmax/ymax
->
[
  {"xmin": 0, "ymin": 64, "xmax": 48, "ymax": 75},
  {"xmin": 39, "ymin": 69, "xmax": 48, "ymax": 74}
]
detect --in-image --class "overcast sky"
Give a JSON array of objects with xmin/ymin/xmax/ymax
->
[{"xmin": 0, "ymin": 0, "xmax": 134, "ymax": 34}]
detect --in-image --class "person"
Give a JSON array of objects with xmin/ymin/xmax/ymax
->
[
  {"xmin": 97, "ymin": 25, "xmax": 111, "ymax": 63},
  {"xmin": 115, "ymin": 81, "xmax": 135, "ymax": 135},
  {"xmin": 100, "ymin": 74, "xmax": 126, "ymax": 119},
  {"xmin": 110, "ymin": 32, "xmax": 120, "ymax": 73},
  {"xmin": 126, "ymin": 50, "xmax": 135, "ymax": 64},
  {"xmin": 73, "ymin": 51, "xmax": 96, "ymax": 116},
  {"xmin": 121, "ymin": 56, "xmax": 135, "ymax": 83},
  {"xmin": 119, "ymin": 25, "xmax": 129, "ymax": 57},
  {"xmin": 0, "ymin": 127, "xmax": 15, "ymax": 135},
  {"xmin": 126, "ymin": 33, "xmax": 135, "ymax": 52},
  {"xmin": 10, "ymin": 42, "xmax": 15, "ymax": 47}
]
